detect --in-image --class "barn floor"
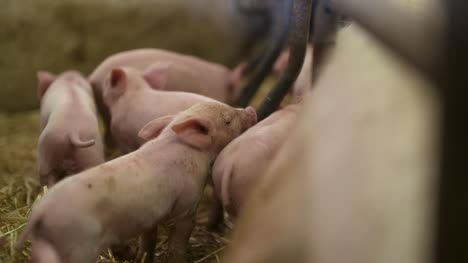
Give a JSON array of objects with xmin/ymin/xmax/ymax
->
[{"xmin": 0, "ymin": 77, "xmax": 281, "ymax": 263}]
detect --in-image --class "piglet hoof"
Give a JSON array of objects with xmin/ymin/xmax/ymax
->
[
  {"xmin": 206, "ymin": 221, "xmax": 224, "ymax": 233},
  {"xmin": 135, "ymin": 251, "xmax": 148, "ymax": 263},
  {"xmin": 110, "ymin": 244, "xmax": 136, "ymax": 261},
  {"xmin": 39, "ymin": 172, "xmax": 52, "ymax": 188},
  {"xmin": 206, "ymin": 200, "xmax": 224, "ymax": 232},
  {"xmin": 205, "ymin": 213, "xmax": 220, "ymax": 231},
  {"xmin": 136, "ymin": 248, "xmax": 154, "ymax": 263}
]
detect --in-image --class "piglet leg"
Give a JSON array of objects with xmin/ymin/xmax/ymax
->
[
  {"xmin": 207, "ymin": 192, "xmax": 224, "ymax": 232},
  {"xmin": 167, "ymin": 216, "xmax": 195, "ymax": 263},
  {"xmin": 30, "ymin": 238, "xmax": 60, "ymax": 263},
  {"xmin": 46, "ymin": 173, "xmax": 57, "ymax": 189},
  {"xmin": 38, "ymin": 170, "xmax": 49, "ymax": 187},
  {"xmin": 37, "ymin": 153, "xmax": 53, "ymax": 187},
  {"xmin": 137, "ymin": 225, "xmax": 158, "ymax": 263},
  {"xmin": 38, "ymin": 168, "xmax": 56, "ymax": 188}
]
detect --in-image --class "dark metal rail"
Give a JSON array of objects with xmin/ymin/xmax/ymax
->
[
  {"xmin": 255, "ymin": 0, "xmax": 312, "ymax": 121},
  {"xmin": 236, "ymin": 0, "xmax": 294, "ymax": 107}
]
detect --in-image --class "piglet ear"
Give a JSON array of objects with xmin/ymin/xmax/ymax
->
[
  {"xmin": 229, "ymin": 62, "xmax": 246, "ymax": 87},
  {"xmin": 104, "ymin": 68, "xmax": 128, "ymax": 99},
  {"xmin": 142, "ymin": 62, "xmax": 172, "ymax": 90},
  {"xmin": 110, "ymin": 68, "xmax": 127, "ymax": 90},
  {"xmin": 227, "ymin": 62, "xmax": 246, "ymax": 101},
  {"xmin": 273, "ymin": 50, "xmax": 290, "ymax": 76},
  {"xmin": 138, "ymin": 115, "xmax": 175, "ymax": 141},
  {"xmin": 37, "ymin": 71, "xmax": 56, "ymax": 98},
  {"xmin": 171, "ymin": 116, "xmax": 216, "ymax": 149}
]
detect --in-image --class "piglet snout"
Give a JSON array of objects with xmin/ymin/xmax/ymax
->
[{"xmin": 243, "ymin": 106, "xmax": 257, "ymax": 129}]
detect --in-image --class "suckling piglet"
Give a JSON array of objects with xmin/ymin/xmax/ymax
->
[
  {"xmin": 102, "ymin": 67, "xmax": 221, "ymax": 153},
  {"xmin": 209, "ymin": 104, "xmax": 301, "ymax": 227},
  {"xmin": 36, "ymin": 71, "xmax": 104, "ymax": 187},
  {"xmin": 16, "ymin": 102, "xmax": 257, "ymax": 263}
]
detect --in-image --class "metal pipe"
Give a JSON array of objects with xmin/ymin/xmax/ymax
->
[
  {"xmin": 434, "ymin": 1, "xmax": 468, "ymax": 263},
  {"xmin": 256, "ymin": 0, "xmax": 312, "ymax": 121},
  {"xmin": 236, "ymin": 0, "xmax": 294, "ymax": 107}
]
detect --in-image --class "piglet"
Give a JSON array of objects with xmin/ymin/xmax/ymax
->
[
  {"xmin": 16, "ymin": 102, "xmax": 257, "ymax": 263},
  {"xmin": 89, "ymin": 49, "xmax": 245, "ymax": 105},
  {"xmin": 36, "ymin": 71, "xmax": 104, "ymax": 187},
  {"xmin": 209, "ymin": 103, "xmax": 301, "ymax": 227},
  {"xmin": 88, "ymin": 49, "xmax": 245, "ymax": 146},
  {"xmin": 102, "ymin": 66, "xmax": 226, "ymax": 153}
]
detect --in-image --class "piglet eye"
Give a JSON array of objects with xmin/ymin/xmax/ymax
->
[
  {"xmin": 225, "ymin": 120, "xmax": 231, "ymax": 126},
  {"xmin": 198, "ymin": 125, "xmax": 208, "ymax": 134}
]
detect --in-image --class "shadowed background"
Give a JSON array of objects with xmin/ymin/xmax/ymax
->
[{"xmin": 0, "ymin": 0, "xmax": 257, "ymax": 112}]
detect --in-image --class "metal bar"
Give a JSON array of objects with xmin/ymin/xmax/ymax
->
[
  {"xmin": 434, "ymin": 1, "xmax": 468, "ymax": 263},
  {"xmin": 236, "ymin": 0, "xmax": 294, "ymax": 107},
  {"xmin": 256, "ymin": 0, "xmax": 312, "ymax": 121}
]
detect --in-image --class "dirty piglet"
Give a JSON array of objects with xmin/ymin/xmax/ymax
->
[
  {"xmin": 16, "ymin": 102, "xmax": 257, "ymax": 263},
  {"xmin": 209, "ymin": 103, "xmax": 301, "ymax": 227},
  {"xmin": 36, "ymin": 71, "xmax": 104, "ymax": 187}
]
